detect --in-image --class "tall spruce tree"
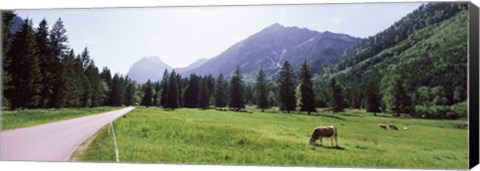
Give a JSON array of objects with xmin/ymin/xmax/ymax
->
[
  {"xmin": 299, "ymin": 62, "xmax": 316, "ymax": 114},
  {"xmin": 63, "ymin": 50, "xmax": 82, "ymax": 107},
  {"xmin": 278, "ymin": 61, "xmax": 296, "ymax": 113},
  {"xmin": 165, "ymin": 70, "xmax": 179, "ymax": 110},
  {"xmin": 329, "ymin": 78, "xmax": 346, "ymax": 112},
  {"xmin": 160, "ymin": 69, "xmax": 169, "ymax": 107},
  {"xmin": 2, "ymin": 12, "xmax": 16, "ymax": 108},
  {"xmin": 142, "ymin": 80, "xmax": 153, "ymax": 107},
  {"xmin": 49, "ymin": 18, "xmax": 69, "ymax": 108},
  {"xmin": 215, "ymin": 74, "xmax": 228, "ymax": 109},
  {"xmin": 365, "ymin": 81, "xmax": 381, "ymax": 115},
  {"xmin": 198, "ymin": 77, "xmax": 210, "ymax": 109},
  {"xmin": 176, "ymin": 73, "xmax": 183, "ymax": 107},
  {"xmin": 183, "ymin": 74, "xmax": 200, "ymax": 108},
  {"xmin": 255, "ymin": 68, "xmax": 270, "ymax": 112},
  {"xmin": 229, "ymin": 66, "xmax": 245, "ymax": 111},
  {"xmin": 6, "ymin": 18, "xmax": 42, "ymax": 109},
  {"xmin": 35, "ymin": 19, "xmax": 55, "ymax": 108}
]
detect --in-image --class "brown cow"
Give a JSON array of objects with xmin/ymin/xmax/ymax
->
[
  {"xmin": 378, "ymin": 124, "xmax": 387, "ymax": 129},
  {"xmin": 389, "ymin": 124, "xmax": 398, "ymax": 130},
  {"xmin": 309, "ymin": 126, "xmax": 338, "ymax": 147}
]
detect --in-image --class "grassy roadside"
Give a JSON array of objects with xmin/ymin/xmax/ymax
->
[
  {"xmin": 1, "ymin": 107, "xmax": 123, "ymax": 130},
  {"xmin": 75, "ymin": 107, "xmax": 468, "ymax": 169}
]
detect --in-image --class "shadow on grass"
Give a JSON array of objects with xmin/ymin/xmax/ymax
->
[
  {"xmin": 310, "ymin": 113, "xmax": 347, "ymax": 121},
  {"xmin": 312, "ymin": 144, "xmax": 345, "ymax": 150},
  {"xmin": 339, "ymin": 113, "xmax": 362, "ymax": 117}
]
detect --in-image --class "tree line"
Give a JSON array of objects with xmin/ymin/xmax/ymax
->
[
  {"xmin": 2, "ymin": 12, "xmax": 136, "ymax": 110},
  {"xmin": 139, "ymin": 61, "xmax": 352, "ymax": 115}
]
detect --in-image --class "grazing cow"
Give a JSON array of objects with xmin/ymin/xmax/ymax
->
[
  {"xmin": 389, "ymin": 124, "xmax": 398, "ymax": 130},
  {"xmin": 378, "ymin": 124, "xmax": 387, "ymax": 129},
  {"xmin": 309, "ymin": 126, "xmax": 338, "ymax": 147}
]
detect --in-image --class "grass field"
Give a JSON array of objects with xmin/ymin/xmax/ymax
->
[
  {"xmin": 1, "ymin": 107, "xmax": 122, "ymax": 130},
  {"xmin": 74, "ymin": 106, "xmax": 468, "ymax": 169}
]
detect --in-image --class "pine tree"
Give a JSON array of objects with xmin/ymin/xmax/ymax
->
[
  {"xmin": 255, "ymin": 68, "xmax": 270, "ymax": 112},
  {"xmin": 86, "ymin": 61, "xmax": 102, "ymax": 107},
  {"xmin": 63, "ymin": 50, "xmax": 82, "ymax": 107},
  {"xmin": 152, "ymin": 81, "xmax": 161, "ymax": 106},
  {"xmin": 2, "ymin": 12, "xmax": 16, "ymax": 108},
  {"xmin": 35, "ymin": 19, "xmax": 55, "ymax": 108},
  {"xmin": 6, "ymin": 18, "xmax": 42, "ymax": 109},
  {"xmin": 142, "ymin": 80, "xmax": 153, "ymax": 107},
  {"xmin": 160, "ymin": 69, "xmax": 169, "ymax": 107},
  {"xmin": 278, "ymin": 61, "xmax": 296, "ymax": 113},
  {"xmin": 229, "ymin": 66, "xmax": 245, "ymax": 111},
  {"xmin": 165, "ymin": 70, "xmax": 179, "ymax": 110},
  {"xmin": 79, "ymin": 48, "xmax": 92, "ymax": 107},
  {"xmin": 100, "ymin": 67, "xmax": 112, "ymax": 105},
  {"xmin": 197, "ymin": 77, "xmax": 210, "ymax": 109},
  {"xmin": 176, "ymin": 73, "xmax": 184, "ymax": 107},
  {"xmin": 124, "ymin": 78, "xmax": 136, "ymax": 106},
  {"xmin": 329, "ymin": 78, "xmax": 346, "ymax": 113},
  {"xmin": 183, "ymin": 74, "xmax": 200, "ymax": 108},
  {"xmin": 215, "ymin": 74, "xmax": 228, "ymax": 109},
  {"xmin": 299, "ymin": 62, "xmax": 316, "ymax": 114},
  {"xmin": 365, "ymin": 81, "xmax": 381, "ymax": 115},
  {"xmin": 49, "ymin": 18, "xmax": 69, "ymax": 108}
]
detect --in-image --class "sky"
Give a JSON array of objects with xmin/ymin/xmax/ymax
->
[{"xmin": 16, "ymin": 2, "xmax": 423, "ymax": 75}]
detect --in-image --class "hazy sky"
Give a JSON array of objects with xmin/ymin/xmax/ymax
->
[{"xmin": 16, "ymin": 2, "xmax": 423, "ymax": 75}]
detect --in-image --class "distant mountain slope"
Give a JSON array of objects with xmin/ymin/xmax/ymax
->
[
  {"xmin": 315, "ymin": 2, "xmax": 468, "ymax": 108},
  {"xmin": 126, "ymin": 56, "xmax": 173, "ymax": 83},
  {"xmin": 176, "ymin": 58, "xmax": 208, "ymax": 74},
  {"xmin": 183, "ymin": 23, "xmax": 361, "ymax": 82}
]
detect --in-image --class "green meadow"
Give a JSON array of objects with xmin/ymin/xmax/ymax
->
[
  {"xmin": 1, "ymin": 107, "xmax": 122, "ymax": 130},
  {"xmin": 75, "ymin": 107, "xmax": 468, "ymax": 169}
]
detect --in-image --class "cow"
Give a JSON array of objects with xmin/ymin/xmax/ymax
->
[
  {"xmin": 378, "ymin": 124, "xmax": 387, "ymax": 129},
  {"xmin": 389, "ymin": 124, "xmax": 398, "ymax": 130},
  {"xmin": 309, "ymin": 126, "xmax": 338, "ymax": 147}
]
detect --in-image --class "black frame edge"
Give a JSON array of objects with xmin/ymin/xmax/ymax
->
[{"xmin": 469, "ymin": 1, "xmax": 480, "ymax": 169}]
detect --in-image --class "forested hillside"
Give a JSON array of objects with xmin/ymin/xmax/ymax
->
[{"xmin": 314, "ymin": 2, "xmax": 468, "ymax": 119}]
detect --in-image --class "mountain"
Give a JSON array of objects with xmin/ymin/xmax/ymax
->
[
  {"xmin": 314, "ymin": 2, "xmax": 468, "ymax": 114},
  {"xmin": 126, "ymin": 56, "xmax": 173, "ymax": 83},
  {"xmin": 176, "ymin": 58, "xmax": 208, "ymax": 74},
  {"xmin": 182, "ymin": 23, "xmax": 362, "ymax": 82}
]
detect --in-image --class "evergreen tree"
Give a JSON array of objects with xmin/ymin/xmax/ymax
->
[
  {"xmin": 215, "ymin": 74, "xmax": 228, "ymax": 109},
  {"xmin": 79, "ymin": 48, "xmax": 92, "ymax": 107},
  {"xmin": 255, "ymin": 68, "xmax": 270, "ymax": 112},
  {"xmin": 165, "ymin": 70, "xmax": 179, "ymax": 110},
  {"xmin": 183, "ymin": 74, "xmax": 200, "ymax": 108},
  {"xmin": 299, "ymin": 62, "xmax": 316, "ymax": 114},
  {"xmin": 109, "ymin": 74, "xmax": 126, "ymax": 106},
  {"xmin": 142, "ymin": 80, "xmax": 153, "ymax": 107},
  {"xmin": 197, "ymin": 77, "xmax": 210, "ymax": 109},
  {"xmin": 49, "ymin": 18, "xmax": 69, "ymax": 108},
  {"xmin": 33, "ymin": 19, "xmax": 54, "ymax": 108},
  {"xmin": 229, "ymin": 66, "xmax": 245, "ymax": 111},
  {"xmin": 160, "ymin": 69, "xmax": 169, "ymax": 107},
  {"xmin": 6, "ymin": 18, "xmax": 42, "ymax": 109},
  {"xmin": 245, "ymin": 84, "xmax": 254, "ymax": 105},
  {"xmin": 100, "ymin": 67, "xmax": 112, "ymax": 105},
  {"xmin": 329, "ymin": 78, "xmax": 346, "ymax": 112},
  {"xmin": 278, "ymin": 61, "xmax": 296, "ymax": 113},
  {"xmin": 381, "ymin": 74, "xmax": 412, "ymax": 116},
  {"xmin": 86, "ymin": 62, "xmax": 102, "ymax": 107},
  {"xmin": 365, "ymin": 81, "xmax": 381, "ymax": 115},
  {"xmin": 176, "ymin": 73, "xmax": 184, "ymax": 107},
  {"xmin": 152, "ymin": 81, "xmax": 161, "ymax": 106},
  {"xmin": 62, "ymin": 50, "xmax": 83, "ymax": 107},
  {"xmin": 125, "ymin": 79, "xmax": 136, "ymax": 106},
  {"xmin": 1, "ymin": 12, "xmax": 16, "ymax": 108}
]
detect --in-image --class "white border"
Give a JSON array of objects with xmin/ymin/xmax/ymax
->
[{"xmin": 0, "ymin": 0, "xmax": 477, "ymax": 171}]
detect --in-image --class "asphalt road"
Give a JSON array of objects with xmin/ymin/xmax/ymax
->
[{"xmin": 0, "ymin": 106, "xmax": 134, "ymax": 161}]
